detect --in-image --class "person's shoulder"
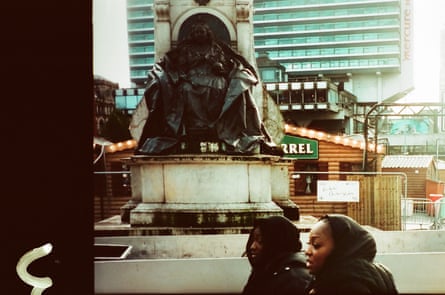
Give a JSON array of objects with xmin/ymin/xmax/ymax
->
[
  {"xmin": 278, "ymin": 253, "xmax": 312, "ymax": 281},
  {"xmin": 317, "ymin": 259, "xmax": 372, "ymax": 285},
  {"xmin": 333, "ymin": 261, "xmax": 398, "ymax": 294},
  {"xmin": 287, "ymin": 252, "xmax": 308, "ymax": 266},
  {"xmin": 372, "ymin": 262, "xmax": 398, "ymax": 293},
  {"xmin": 308, "ymin": 280, "xmax": 370, "ymax": 295},
  {"xmin": 373, "ymin": 262, "xmax": 393, "ymax": 275}
]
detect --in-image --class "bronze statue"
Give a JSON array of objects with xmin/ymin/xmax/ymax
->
[{"xmin": 135, "ymin": 21, "xmax": 281, "ymax": 155}]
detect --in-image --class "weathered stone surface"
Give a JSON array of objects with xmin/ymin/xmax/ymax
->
[
  {"xmin": 130, "ymin": 202, "xmax": 282, "ymax": 227},
  {"xmin": 123, "ymin": 155, "xmax": 285, "ymax": 227}
]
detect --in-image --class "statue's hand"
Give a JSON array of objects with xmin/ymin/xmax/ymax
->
[{"xmin": 212, "ymin": 62, "xmax": 225, "ymax": 75}]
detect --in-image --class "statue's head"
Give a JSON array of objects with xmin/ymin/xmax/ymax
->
[{"xmin": 189, "ymin": 21, "xmax": 214, "ymax": 44}]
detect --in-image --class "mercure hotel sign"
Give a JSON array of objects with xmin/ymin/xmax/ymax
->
[{"xmin": 280, "ymin": 135, "xmax": 318, "ymax": 159}]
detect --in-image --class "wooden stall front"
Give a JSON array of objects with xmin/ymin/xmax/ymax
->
[
  {"xmin": 382, "ymin": 155, "xmax": 442, "ymax": 200},
  {"xmin": 284, "ymin": 126, "xmax": 402, "ymax": 230}
]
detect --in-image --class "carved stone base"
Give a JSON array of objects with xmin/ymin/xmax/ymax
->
[
  {"xmin": 120, "ymin": 200, "xmax": 139, "ymax": 224},
  {"xmin": 130, "ymin": 202, "xmax": 283, "ymax": 227},
  {"xmin": 121, "ymin": 154, "xmax": 288, "ymax": 228}
]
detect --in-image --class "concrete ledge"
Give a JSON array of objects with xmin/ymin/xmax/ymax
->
[
  {"xmin": 95, "ymin": 230, "xmax": 445, "ymax": 256},
  {"xmin": 375, "ymin": 252, "xmax": 445, "ymax": 294},
  {"xmin": 95, "ymin": 234, "xmax": 247, "ymax": 259},
  {"xmin": 94, "ymin": 230, "xmax": 445, "ymax": 294},
  {"xmin": 95, "ymin": 257, "xmax": 250, "ymax": 294},
  {"xmin": 126, "ymin": 154, "xmax": 281, "ymax": 163},
  {"xmin": 95, "ymin": 253, "xmax": 445, "ymax": 294}
]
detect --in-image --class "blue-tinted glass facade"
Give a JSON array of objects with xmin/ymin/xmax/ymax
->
[
  {"xmin": 114, "ymin": 88, "xmax": 145, "ymax": 112},
  {"xmin": 126, "ymin": 0, "xmax": 402, "ymax": 86},
  {"xmin": 253, "ymin": 0, "xmax": 401, "ymax": 76},
  {"xmin": 127, "ymin": 0, "xmax": 155, "ymax": 86}
]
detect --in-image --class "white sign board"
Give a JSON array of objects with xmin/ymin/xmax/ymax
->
[{"xmin": 317, "ymin": 180, "xmax": 360, "ymax": 202}]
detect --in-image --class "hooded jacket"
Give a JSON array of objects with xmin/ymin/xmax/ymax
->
[
  {"xmin": 242, "ymin": 216, "xmax": 311, "ymax": 295},
  {"xmin": 306, "ymin": 214, "xmax": 398, "ymax": 295}
]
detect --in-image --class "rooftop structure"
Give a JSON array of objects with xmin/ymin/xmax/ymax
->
[{"xmin": 381, "ymin": 155, "xmax": 435, "ymax": 168}]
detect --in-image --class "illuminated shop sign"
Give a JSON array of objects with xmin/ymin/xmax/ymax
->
[{"xmin": 280, "ymin": 135, "xmax": 318, "ymax": 159}]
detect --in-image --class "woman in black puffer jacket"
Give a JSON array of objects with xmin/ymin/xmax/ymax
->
[
  {"xmin": 242, "ymin": 215, "xmax": 311, "ymax": 295},
  {"xmin": 304, "ymin": 214, "xmax": 398, "ymax": 295}
]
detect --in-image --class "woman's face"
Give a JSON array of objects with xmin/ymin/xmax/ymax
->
[
  {"xmin": 248, "ymin": 227, "xmax": 264, "ymax": 266},
  {"xmin": 305, "ymin": 220, "xmax": 335, "ymax": 274}
]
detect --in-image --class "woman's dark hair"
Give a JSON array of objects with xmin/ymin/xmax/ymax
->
[{"xmin": 245, "ymin": 215, "xmax": 302, "ymax": 259}]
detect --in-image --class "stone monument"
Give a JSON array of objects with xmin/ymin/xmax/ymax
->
[{"xmin": 121, "ymin": 0, "xmax": 298, "ymax": 233}]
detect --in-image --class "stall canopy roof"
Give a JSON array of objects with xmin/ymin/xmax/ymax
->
[{"xmin": 382, "ymin": 155, "xmax": 435, "ymax": 169}]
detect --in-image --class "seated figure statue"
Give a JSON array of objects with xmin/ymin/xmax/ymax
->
[{"xmin": 134, "ymin": 21, "xmax": 280, "ymax": 155}]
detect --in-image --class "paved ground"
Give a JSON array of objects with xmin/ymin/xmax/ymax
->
[
  {"xmin": 94, "ymin": 214, "xmax": 319, "ymax": 235},
  {"xmin": 95, "ymin": 213, "xmax": 445, "ymax": 234}
]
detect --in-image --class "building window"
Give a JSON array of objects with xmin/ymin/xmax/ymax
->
[{"xmin": 261, "ymin": 69, "xmax": 276, "ymax": 82}]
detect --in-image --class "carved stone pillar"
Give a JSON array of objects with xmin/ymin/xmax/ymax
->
[
  {"xmin": 154, "ymin": 0, "xmax": 171, "ymax": 62},
  {"xmin": 235, "ymin": 0, "xmax": 264, "ymax": 118},
  {"xmin": 235, "ymin": 0, "xmax": 251, "ymax": 59}
]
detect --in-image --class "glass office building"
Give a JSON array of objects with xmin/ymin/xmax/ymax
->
[
  {"xmin": 120, "ymin": 0, "xmax": 444, "ymax": 160},
  {"xmin": 125, "ymin": 0, "xmax": 412, "ymax": 104},
  {"xmin": 126, "ymin": 0, "xmax": 155, "ymax": 87},
  {"xmin": 255, "ymin": 0, "xmax": 414, "ymax": 104},
  {"xmin": 254, "ymin": 0, "xmax": 401, "ymax": 77},
  {"xmin": 253, "ymin": 0, "xmax": 413, "ymax": 135}
]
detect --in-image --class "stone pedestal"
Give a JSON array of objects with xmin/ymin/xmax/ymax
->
[
  {"xmin": 118, "ymin": 0, "xmax": 293, "ymax": 232},
  {"xmin": 121, "ymin": 155, "xmax": 284, "ymax": 228},
  {"xmin": 271, "ymin": 161, "xmax": 300, "ymax": 220}
]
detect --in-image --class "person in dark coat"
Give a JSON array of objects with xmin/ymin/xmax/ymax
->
[
  {"xmin": 304, "ymin": 214, "xmax": 398, "ymax": 295},
  {"xmin": 242, "ymin": 215, "xmax": 311, "ymax": 295}
]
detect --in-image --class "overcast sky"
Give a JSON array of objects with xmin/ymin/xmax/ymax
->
[
  {"xmin": 93, "ymin": 0, "xmax": 445, "ymax": 101},
  {"xmin": 93, "ymin": 0, "xmax": 131, "ymax": 87}
]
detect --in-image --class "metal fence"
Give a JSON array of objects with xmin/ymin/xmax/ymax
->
[
  {"xmin": 94, "ymin": 171, "xmax": 131, "ymax": 222},
  {"xmin": 93, "ymin": 169, "xmax": 445, "ymax": 231},
  {"xmin": 401, "ymin": 198, "xmax": 445, "ymax": 230}
]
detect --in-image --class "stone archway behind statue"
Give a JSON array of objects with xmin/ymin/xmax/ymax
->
[
  {"xmin": 170, "ymin": 8, "xmax": 237, "ymax": 53},
  {"xmin": 177, "ymin": 13, "xmax": 231, "ymax": 46}
]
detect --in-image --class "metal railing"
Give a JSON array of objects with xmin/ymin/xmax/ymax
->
[
  {"xmin": 401, "ymin": 198, "xmax": 445, "ymax": 230},
  {"xmin": 94, "ymin": 171, "xmax": 131, "ymax": 221}
]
